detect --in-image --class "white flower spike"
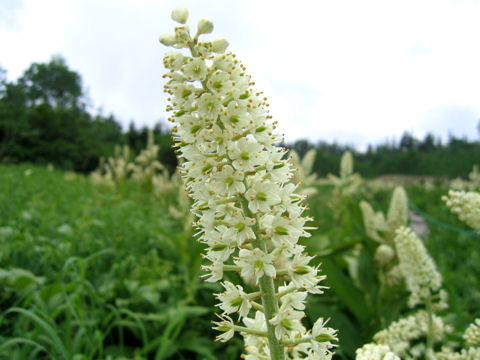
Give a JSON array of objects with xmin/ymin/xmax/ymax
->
[{"xmin": 160, "ymin": 9, "xmax": 336, "ymax": 360}]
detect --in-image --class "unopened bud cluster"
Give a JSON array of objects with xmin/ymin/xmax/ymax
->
[
  {"xmin": 160, "ymin": 9, "xmax": 336, "ymax": 359},
  {"xmin": 393, "ymin": 226, "xmax": 443, "ymax": 308}
]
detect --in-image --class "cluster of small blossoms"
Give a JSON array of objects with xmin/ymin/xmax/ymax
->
[
  {"xmin": 435, "ymin": 347, "xmax": 480, "ymax": 360},
  {"xmin": 442, "ymin": 190, "xmax": 480, "ymax": 233},
  {"xmin": 372, "ymin": 310, "xmax": 448, "ymax": 358},
  {"xmin": 355, "ymin": 344, "xmax": 399, "ymax": 360},
  {"xmin": 464, "ymin": 319, "xmax": 480, "ymax": 347},
  {"xmin": 160, "ymin": 8, "xmax": 337, "ymax": 359},
  {"xmin": 433, "ymin": 318, "xmax": 480, "ymax": 359},
  {"xmin": 393, "ymin": 226, "xmax": 443, "ymax": 308}
]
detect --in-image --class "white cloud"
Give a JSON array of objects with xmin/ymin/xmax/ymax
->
[{"xmin": 1, "ymin": 0, "xmax": 479, "ymax": 148}]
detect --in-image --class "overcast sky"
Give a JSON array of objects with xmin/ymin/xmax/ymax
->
[{"xmin": 1, "ymin": 0, "xmax": 480, "ymax": 150}]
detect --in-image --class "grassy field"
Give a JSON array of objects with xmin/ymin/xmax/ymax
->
[{"xmin": 0, "ymin": 164, "xmax": 478, "ymax": 359}]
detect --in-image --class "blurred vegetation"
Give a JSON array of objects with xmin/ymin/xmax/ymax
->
[
  {"xmin": 288, "ymin": 135, "xmax": 480, "ymax": 179},
  {"xmin": 1, "ymin": 56, "xmax": 479, "ymax": 178}
]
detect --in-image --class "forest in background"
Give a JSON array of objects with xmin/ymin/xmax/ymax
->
[{"xmin": 1, "ymin": 56, "xmax": 478, "ymax": 177}]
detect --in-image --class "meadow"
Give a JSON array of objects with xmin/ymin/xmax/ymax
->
[{"xmin": 1, "ymin": 160, "xmax": 478, "ymax": 359}]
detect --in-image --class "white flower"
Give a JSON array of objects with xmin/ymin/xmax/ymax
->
[
  {"xmin": 229, "ymin": 138, "xmax": 265, "ymax": 172},
  {"xmin": 309, "ymin": 318, "xmax": 338, "ymax": 359},
  {"xmin": 182, "ymin": 57, "xmax": 208, "ymax": 81},
  {"xmin": 287, "ymin": 253, "xmax": 326, "ymax": 294},
  {"xmin": 245, "ymin": 181, "xmax": 281, "ymax": 213},
  {"xmin": 207, "ymin": 69, "xmax": 233, "ymax": 95},
  {"xmin": 278, "ymin": 283, "xmax": 307, "ymax": 310},
  {"xmin": 269, "ymin": 307, "xmax": 305, "ymax": 339},
  {"xmin": 261, "ymin": 214, "xmax": 303, "ymax": 248},
  {"xmin": 216, "ymin": 281, "xmax": 252, "ymax": 318},
  {"xmin": 203, "ymin": 225, "xmax": 237, "ymax": 261},
  {"xmin": 212, "ymin": 315, "xmax": 235, "ymax": 342},
  {"xmin": 242, "ymin": 311, "xmax": 270, "ymax": 358},
  {"xmin": 312, "ymin": 318, "xmax": 338, "ymax": 343},
  {"xmin": 235, "ymin": 248, "xmax": 276, "ymax": 284},
  {"xmin": 201, "ymin": 253, "xmax": 224, "ymax": 282},
  {"xmin": 211, "ymin": 165, "xmax": 245, "ymax": 196},
  {"xmin": 223, "ymin": 213, "xmax": 256, "ymax": 243},
  {"xmin": 212, "ymin": 38, "xmax": 229, "ymax": 53}
]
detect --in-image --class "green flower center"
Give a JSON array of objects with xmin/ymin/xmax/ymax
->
[
  {"xmin": 230, "ymin": 297, "xmax": 243, "ymax": 307},
  {"xmin": 256, "ymin": 192, "xmax": 267, "ymax": 201},
  {"xmin": 294, "ymin": 266, "xmax": 310, "ymax": 275},
  {"xmin": 235, "ymin": 222, "xmax": 246, "ymax": 231},
  {"xmin": 281, "ymin": 319, "xmax": 294, "ymax": 331},
  {"xmin": 254, "ymin": 260, "xmax": 263, "ymax": 269},
  {"xmin": 275, "ymin": 226, "xmax": 289, "ymax": 235}
]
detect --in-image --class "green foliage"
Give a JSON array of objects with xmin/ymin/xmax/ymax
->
[
  {"xmin": 1, "ymin": 157, "xmax": 479, "ymax": 359},
  {"xmin": 305, "ymin": 180, "xmax": 480, "ymax": 359},
  {"xmin": 0, "ymin": 164, "xmax": 241, "ymax": 359}
]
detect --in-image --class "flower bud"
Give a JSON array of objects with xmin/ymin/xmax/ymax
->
[
  {"xmin": 159, "ymin": 33, "xmax": 177, "ymax": 46},
  {"xmin": 387, "ymin": 186, "xmax": 408, "ymax": 234},
  {"xmin": 212, "ymin": 38, "xmax": 229, "ymax": 53},
  {"xmin": 374, "ymin": 244, "xmax": 395, "ymax": 267},
  {"xmin": 340, "ymin": 151, "xmax": 353, "ymax": 179},
  {"xmin": 171, "ymin": 8, "xmax": 189, "ymax": 24},
  {"xmin": 197, "ymin": 18, "xmax": 214, "ymax": 34}
]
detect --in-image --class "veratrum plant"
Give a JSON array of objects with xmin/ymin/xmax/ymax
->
[{"xmin": 160, "ymin": 8, "xmax": 337, "ymax": 360}]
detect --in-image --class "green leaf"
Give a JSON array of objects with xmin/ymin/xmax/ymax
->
[{"xmin": 322, "ymin": 258, "xmax": 372, "ymax": 324}]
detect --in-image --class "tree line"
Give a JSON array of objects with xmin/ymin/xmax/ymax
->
[
  {"xmin": 0, "ymin": 56, "xmax": 174, "ymax": 173},
  {"xmin": 288, "ymin": 133, "xmax": 479, "ymax": 179},
  {"xmin": 1, "ymin": 56, "xmax": 478, "ymax": 178}
]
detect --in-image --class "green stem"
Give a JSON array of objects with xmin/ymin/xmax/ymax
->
[
  {"xmin": 233, "ymin": 324, "xmax": 268, "ymax": 337},
  {"xmin": 426, "ymin": 297, "xmax": 434, "ymax": 357},
  {"xmin": 251, "ymin": 301, "xmax": 264, "ymax": 312},
  {"xmin": 258, "ymin": 274, "xmax": 284, "ymax": 360},
  {"xmin": 240, "ymin": 198, "xmax": 285, "ymax": 360}
]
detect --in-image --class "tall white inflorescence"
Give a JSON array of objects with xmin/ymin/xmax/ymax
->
[
  {"xmin": 159, "ymin": 8, "xmax": 337, "ymax": 360},
  {"xmin": 393, "ymin": 227, "xmax": 442, "ymax": 308}
]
